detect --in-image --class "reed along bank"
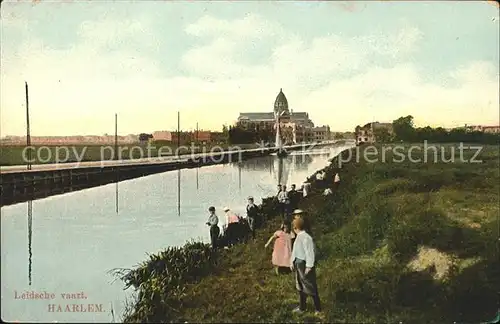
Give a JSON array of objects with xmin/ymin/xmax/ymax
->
[{"xmin": 116, "ymin": 143, "xmax": 499, "ymax": 323}]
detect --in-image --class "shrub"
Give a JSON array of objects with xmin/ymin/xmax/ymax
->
[{"xmin": 114, "ymin": 241, "xmax": 217, "ymax": 322}]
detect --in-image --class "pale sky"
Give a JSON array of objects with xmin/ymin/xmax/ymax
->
[{"xmin": 1, "ymin": 1, "xmax": 499, "ymax": 136}]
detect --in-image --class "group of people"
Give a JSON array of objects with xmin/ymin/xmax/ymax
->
[
  {"xmin": 276, "ymin": 182, "xmax": 311, "ymax": 225},
  {"xmin": 204, "ymin": 174, "xmax": 340, "ymax": 315},
  {"xmin": 205, "ymin": 196, "xmax": 260, "ymax": 250},
  {"xmin": 316, "ymin": 170, "xmax": 341, "ymax": 196}
]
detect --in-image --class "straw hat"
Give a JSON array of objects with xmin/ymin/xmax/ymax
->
[{"xmin": 223, "ymin": 207, "xmax": 230, "ymax": 212}]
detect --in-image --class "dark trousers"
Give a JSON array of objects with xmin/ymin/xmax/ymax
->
[
  {"xmin": 278, "ymin": 202, "xmax": 285, "ymax": 217},
  {"xmin": 247, "ymin": 217, "xmax": 255, "ymax": 239},
  {"xmin": 225, "ymin": 223, "xmax": 238, "ymax": 246},
  {"xmin": 299, "ymin": 291, "xmax": 321, "ymax": 312},
  {"xmin": 209, "ymin": 225, "xmax": 220, "ymax": 249},
  {"xmin": 294, "ymin": 259, "xmax": 321, "ymax": 311}
]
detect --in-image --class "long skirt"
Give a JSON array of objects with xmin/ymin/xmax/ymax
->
[{"xmin": 294, "ymin": 258, "xmax": 319, "ymax": 296}]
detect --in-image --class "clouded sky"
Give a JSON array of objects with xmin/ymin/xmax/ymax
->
[{"xmin": 1, "ymin": 1, "xmax": 498, "ymax": 136}]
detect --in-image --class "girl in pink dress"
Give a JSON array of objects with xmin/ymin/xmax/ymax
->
[{"xmin": 265, "ymin": 223, "xmax": 294, "ymax": 274}]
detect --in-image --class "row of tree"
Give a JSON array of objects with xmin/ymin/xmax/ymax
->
[
  {"xmin": 379, "ymin": 116, "xmax": 499, "ymax": 144},
  {"xmin": 226, "ymin": 125, "xmax": 274, "ymax": 144},
  {"xmin": 137, "ymin": 125, "xmax": 272, "ymax": 145}
]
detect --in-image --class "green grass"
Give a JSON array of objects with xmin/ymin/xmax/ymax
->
[
  {"xmin": 0, "ymin": 143, "xmax": 259, "ymax": 165},
  {"xmin": 118, "ymin": 143, "xmax": 500, "ymax": 323}
]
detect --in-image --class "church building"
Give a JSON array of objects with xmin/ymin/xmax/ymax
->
[{"xmin": 236, "ymin": 89, "xmax": 317, "ymax": 144}]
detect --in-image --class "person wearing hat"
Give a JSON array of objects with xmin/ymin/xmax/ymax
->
[
  {"xmin": 290, "ymin": 216, "xmax": 321, "ymax": 314},
  {"xmin": 206, "ymin": 206, "xmax": 219, "ymax": 250},
  {"xmin": 223, "ymin": 207, "xmax": 239, "ymax": 247},
  {"xmin": 246, "ymin": 196, "xmax": 259, "ymax": 240},
  {"xmin": 292, "ymin": 209, "xmax": 311, "ymax": 235}
]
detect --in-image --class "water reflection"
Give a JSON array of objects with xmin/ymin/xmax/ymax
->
[
  {"xmin": 238, "ymin": 152, "xmax": 327, "ymax": 186},
  {"xmin": 290, "ymin": 153, "xmax": 315, "ymax": 172},
  {"xmin": 239, "ymin": 152, "xmax": 317, "ymax": 172},
  {"xmin": 238, "ymin": 163, "xmax": 242, "ymax": 191},
  {"xmin": 115, "ymin": 182, "xmax": 119, "ymax": 214},
  {"xmin": 177, "ymin": 169, "xmax": 181, "ymax": 216},
  {"xmin": 28, "ymin": 200, "xmax": 33, "ymax": 286},
  {"xmin": 276, "ymin": 157, "xmax": 285, "ymax": 185},
  {"xmin": 196, "ymin": 168, "xmax": 199, "ymax": 190},
  {"xmin": 115, "ymin": 168, "xmax": 119, "ymax": 214}
]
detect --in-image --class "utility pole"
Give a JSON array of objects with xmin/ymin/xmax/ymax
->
[
  {"xmin": 25, "ymin": 82, "xmax": 31, "ymax": 170},
  {"xmin": 196, "ymin": 121, "xmax": 199, "ymax": 190},
  {"xmin": 115, "ymin": 113, "xmax": 118, "ymax": 160},
  {"xmin": 177, "ymin": 111, "xmax": 180, "ymax": 156},
  {"xmin": 238, "ymin": 162, "xmax": 242, "ymax": 191}
]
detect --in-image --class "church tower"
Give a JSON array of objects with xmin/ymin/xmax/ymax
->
[
  {"xmin": 273, "ymin": 88, "xmax": 293, "ymax": 146},
  {"xmin": 274, "ymin": 88, "xmax": 289, "ymax": 117}
]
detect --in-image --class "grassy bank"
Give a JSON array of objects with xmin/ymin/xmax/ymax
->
[
  {"xmin": 0, "ymin": 143, "xmax": 259, "ymax": 165},
  {"xmin": 117, "ymin": 143, "xmax": 499, "ymax": 323}
]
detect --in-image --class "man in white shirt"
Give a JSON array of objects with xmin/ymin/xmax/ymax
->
[
  {"xmin": 315, "ymin": 171, "xmax": 325, "ymax": 181},
  {"xmin": 277, "ymin": 184, "xmax": 289, "ymax": 219},
  {"xmin": 290, "ymin": 213, "xmax": 321, "ymax": 314},
  {"xmin": 301, "ymin": 182, "xmax": 311, "ymax": 198}
]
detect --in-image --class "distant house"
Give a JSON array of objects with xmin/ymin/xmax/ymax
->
[
  {"xmin": 152, "ymin": 131, "xmax": 174, "ymax": 142},
  {"xmin": 355, "ymin": 122, "xmax": 393, "ymax": 145},
  {"xmin": 138, "ymin": 133, "xmax": 153, "ymax": 144},
  {"xmin": 152, "ymin": 130, "xmax": 212, "ymax": 144},
  {"xmin": 465, "ymin": 125, "xmax": 500, "ymax": 134},
  {"xmin": 483, "ymin": 126, "xmax": 500, "ymax": 134},
  {"xmin": 312, "ymin": 125, "xmax": 331, "ymax": 142}
]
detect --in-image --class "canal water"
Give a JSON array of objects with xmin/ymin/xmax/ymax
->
[{"xmin": 1, "ymin": 145, "xmax": 347, "ymax": 322}]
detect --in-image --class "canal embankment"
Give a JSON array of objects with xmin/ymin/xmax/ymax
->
[
  {"xmin": 0, "ymin": 148, "xmax": 266, "ymax": 207},
  {"xmin": 116, "ymin": 143, "xmax": 499, "ymax": 323},
  {"xmin": 0, "ymin": 143, "xmax": 263, "ymax": 166}
]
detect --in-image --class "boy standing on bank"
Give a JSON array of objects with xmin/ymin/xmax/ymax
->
[{"xmin": 290, "ymin": 214, "xmax": 322, "ymax": 315}]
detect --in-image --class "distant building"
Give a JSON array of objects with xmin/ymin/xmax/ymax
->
[
  {"xmin": 152, "ymin": 130, "xmax": 212, "ymax": 144},
  {"xmin": 237, "ymin": 88, "xmax": 321, "ymax": 144},
  {"xmin": 483, "ymin": 126, "xmax": 500, "ymax": 134},
  {"xmin": 465, "ymin": 125, "xmax": 500, "ymax": 134},
  {"xmin": 152, "ymin": 131, "xmax": 174, "ymax": 142},
  {"xmin": 312, "ymin": 126, "xmax": 331, "ymax": 142},
  {"xmin": 355, "ymin": 122, "xmax": 393, "ymax": 145},
  {"xmin": 0, "ymin": 135, "xmax": 138, "ymax": 145}
]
